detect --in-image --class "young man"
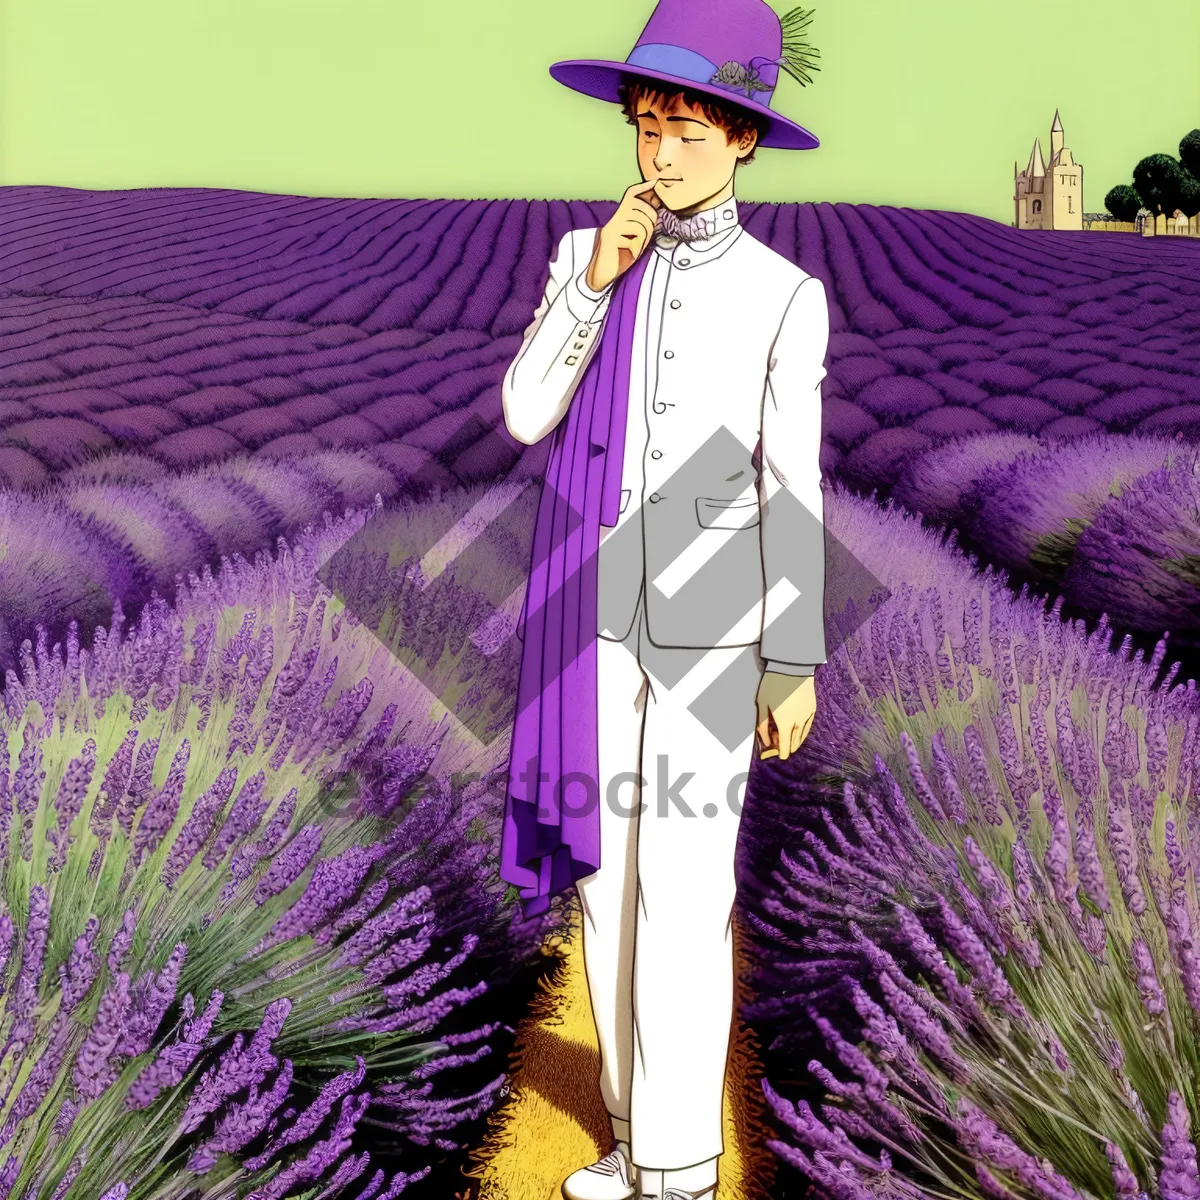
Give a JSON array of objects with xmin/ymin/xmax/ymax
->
[{"xmin": 499, "ymin": 1, "xmax": 829, "ymax": 1197}]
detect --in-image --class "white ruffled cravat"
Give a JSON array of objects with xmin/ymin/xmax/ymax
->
[{"xmin": 655, "ymin": 207, "xmax": 719, "ymax": 245}]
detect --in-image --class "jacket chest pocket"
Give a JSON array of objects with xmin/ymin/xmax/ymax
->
[{"xmin": 695, "ymin": 496, "xmax": 760, "ymax": 530}]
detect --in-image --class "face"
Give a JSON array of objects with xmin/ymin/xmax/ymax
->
[{"xmin": 633, "ymin": 90, "xmax": 756, "ymax": 214}]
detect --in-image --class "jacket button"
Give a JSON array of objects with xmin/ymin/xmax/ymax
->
[
  {"xmin": 679, "ymin": 258, "xmax": 690, "ymax": 266},
  {"xmin": 664, "ymin": 350, "xmax": 674, "ymax": 359},
  {"xmin": 566, "ymin": 355, "xmax": 578, "ymax": 365},
  {"xmin": 670, "ymin": 299, "xmax": 681, "ymax": 309},
  {"xmin": 651, "ymin": 449, "xmax": 663, "ymax": 459},
  {"xmin": 649, "ymin": 492, "xmax": 662, "ymax": 503},
  {"xmin": 723, "ymin": 209, "xmax": 733, "ymax": 219}
]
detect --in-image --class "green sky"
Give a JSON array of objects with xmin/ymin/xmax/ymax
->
[{"xmin": 2, "ymin": 0, "xmax": 1196, "ymax": 225}]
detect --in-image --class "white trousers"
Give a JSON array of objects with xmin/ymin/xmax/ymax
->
[{"xmin": 576, "ymin": 585, "xmax": 762, "ymax": 1170}]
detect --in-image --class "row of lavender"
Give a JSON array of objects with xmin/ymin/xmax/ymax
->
[
  {"xmin": 893, "ymin": 429, "xmax": 1200, "ymax": 638},
  {"xmin": 8, "ymin": 424, "xmax": 1200, "ymax": 693},
  {"xmin": 0, "ymin": 446, "xmax": 407, "ymax": 672},
  {"xmin": 0, "ymin": 188, "xmax": 1198, "ymax": 493},
  {"xmin": 0, "ymin": 496, "xmax": 544, "ymax": 1199},
  {"xmin": 9, "ymin": 454, "xmax": 1200, "ymax": 1197},
  {"xmin": 743, "ymin": 484, "xmax": 1200, "ymax": 1200}
]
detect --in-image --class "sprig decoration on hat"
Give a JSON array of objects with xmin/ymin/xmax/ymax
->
[
  {"xmin": 777, "ymin": 4, "xmax": 821, "ymax": 85},
  {"xmin": 709, "ymin": 6, "xmax": 821, "ymax": 98}
]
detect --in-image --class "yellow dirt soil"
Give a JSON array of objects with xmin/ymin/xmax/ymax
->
[{"xmin": 464, "ymin": 904, "xmax": 776, "ymax": 1200}]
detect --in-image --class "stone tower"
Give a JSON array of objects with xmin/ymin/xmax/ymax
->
[
  {"xmin": 1014, "ymin": 110, "xmax": 1083, "ymax": 230},
  {"xmin": 1049, "ymin": 108, "xmax": 1064, "ymax": 165}
]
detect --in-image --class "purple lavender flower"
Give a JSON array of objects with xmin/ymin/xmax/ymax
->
[
  {"xmin": 265, "ymin": 843, "xmax": 382, "ymax": 946},
  {"xmin": 0, "ymin": 771, "xmax": 11, "ymax": 857},
  {"xmin": 963, "ymin": 725, "xmax": 1004, "ymax": 826},
  {"xmin": 127, "ymin": 1039, "xmax": 205, "ymax": 1110},
  {"xmin": 0, "ymin": 912, "xmax": 12, "ymax": 1001},
  {"xmin": 181, "ymin": 999, "xmax": 292, "ymax": 1133},
  {"xmin": 48, "ymin": 738, "xmax": 97, "ymax": 870},
  {"xmin": 204, "ymin": 769, "xmax": 268, "ymax": 870},
  {"xmin": 0, "ymin": 1157, "xmax": 20, "ymax": 1198},
  {"xmin": 47, "ymin": 1155, "xmax": 83, "ymax": 1200},
  {"xmin": 1107, "ymin": 1142, "xmax": 1141, "ymax": 1200},
  {"xmin": 187, "ymin": 1058, "xmax": 295, "ymax": 1172},
  {"xmin": 893, "ymin": 904, "xmax": 981, "ymax": 1023},
  {"xmin": 1073, "ymin": 803, "xmax": 1111, "ymax": 913},
  {"xmin": 248, "ymin": 1092, "xmax": 371, "ymax": 1200},
  {"xmin": 876, "ymin": 970, "xmax": 963, "ymax": 1076},
  {"xmin": 107, "ymin": 909, "xmax": 137, "ymax": 974},
  {"xmin": 161, "ymin": 767, "xmax": 238, "ymax": 887},
  {"xmin": 254, "ymin": 824, "xmax": 324, "ymax": 905},
  {"xmin": 92, "ymin": 727, "xmax": 138, "ymax": 839},
  {"xmin": 9, "ymin": 885, "xmax": 51, "ymax": 1026},
  {"xmin": 244, "ymin": 1058, "xmax": 367, "ymax": 1169},
  {"xmin": 976, "ymin": 1164, "xmax": 1021, "ymax": 1200},
  {"xmin": 116, "ymin": 736, "xmax": 160, "ymax": 836},
  {"xmin": 1107, "ymin": 796, "xmax": 1146, "ymax": 917},
  {"xmin": 1041, "ymin": 783, "xmax": 1078, "ymax": 912},
  {"xmin": 13, "ymin": 722, "xmax": 45, "ymax": 860},
  {"xmin": 899, "ymin": 730, "xmax": 946, "ymax": 821},
  {"xmin": 73, "ymin": 972, "xmax": 132, "ymax": 1100},
  {"xmin": 930, "ymin": 728, "xmax": 966, "ymax": 823},
  {"xmin": 1010, "ymin": 838, "xmax": 1041, "ymax": 925},
  {"xmin": 117, "ymin": 943, "xmax": 188, "ymax": 1058},
  {"xmin": 335, "ymin": 887, "xmax": 432, "ymax": 969},
  {"xmin": 132, "ymin": 739, "xmax": 191, "ymax": 866},
  {"xmin": 58, "ymin": 916, "xmax": 102, "ymax": 1012},
  {"xmin": 939, "ymin": 900, "xmax": 1027, "ymax": 1022},
  {"xmin": 1161, "ymin": 1091, "xmax": 1200, "ymax": 1200},
  {"xmin": 3, "ymin": 1010, "xmax": 71, "ymax": 1138}
]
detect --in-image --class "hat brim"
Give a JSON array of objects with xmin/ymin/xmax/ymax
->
[{"xmin": 549, "ymin": 59, "xmax": 819, "ymax": 150}]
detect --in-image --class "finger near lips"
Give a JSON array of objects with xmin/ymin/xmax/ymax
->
[{"xmin": 630, "ymin": 178, "xmax": 662, "ymax": 202}]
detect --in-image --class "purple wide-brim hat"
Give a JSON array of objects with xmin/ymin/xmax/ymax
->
[{"xmin": 549, "ymin": 0, "xmax": 819, "ymax": 151}]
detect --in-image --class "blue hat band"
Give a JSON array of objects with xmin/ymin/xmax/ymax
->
[{"xmin": 624, "ymin": 42, "xmax": 775, "ymax": 105}]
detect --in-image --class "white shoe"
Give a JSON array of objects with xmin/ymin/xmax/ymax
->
[{"xmin": 561, "ymin": 1142, "xmax": 636, "ymax": 1200}]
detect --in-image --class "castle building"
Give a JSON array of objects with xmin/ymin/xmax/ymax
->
[{"xmin": 1014, "ymin": 109, "xmax": 1083, "ymax": 230}]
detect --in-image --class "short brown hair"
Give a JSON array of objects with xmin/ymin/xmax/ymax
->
[{"xmin": 618, "ymin": 74, "xmax": 767, "ymax": 166}]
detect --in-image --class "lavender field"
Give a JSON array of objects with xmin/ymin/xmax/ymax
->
[
  {"xmin": 2, "ymin": 183, "xmax": 1200, "ymax": 1199},
  {"xmin": 0, "ymin": 187, "xmax": 1198, "ymax": 497}
]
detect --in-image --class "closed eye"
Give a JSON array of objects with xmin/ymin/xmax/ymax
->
[{"xmin": 682, "ymin": 138, "xmax": 703, "ymax": 144}]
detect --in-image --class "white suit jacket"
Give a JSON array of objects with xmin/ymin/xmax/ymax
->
[{"xmin": 501, "ymin": 205, "xmax": 829, "ymax": 675}]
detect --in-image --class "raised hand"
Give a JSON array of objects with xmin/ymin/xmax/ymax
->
[{"xmin": 585, "ymin": 180, "xmax": 664, "ymax": 293}]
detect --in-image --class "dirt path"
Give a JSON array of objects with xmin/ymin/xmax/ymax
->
[{"xmin": 466, "ymin": 903, "xmax": 776, "ymax": 1199}]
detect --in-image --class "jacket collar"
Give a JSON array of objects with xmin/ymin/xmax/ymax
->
[{"xmin": 654, "ymin": 196, "xmax": 742, "ymax": 269}]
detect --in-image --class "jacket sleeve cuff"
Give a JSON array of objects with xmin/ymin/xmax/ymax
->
[
  {"xmin": 565, "ymin": 267, "xmax": 614, "ymax": 324},
  {"xmin": 764, "ymin": 660, "xmax": 817, "ymax": 676}
]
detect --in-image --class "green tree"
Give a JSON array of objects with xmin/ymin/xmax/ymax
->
[
  {"xmin": 1180, "ymin": 128, "xmax": 1200, "ymax": 180},
  {"xmin": 1180, "ymin": 173, "xmax": 1200, "ymax": 218},
  {"xmin": 1132, "ymin": 153, "xmax": 1190, "ymax": 215},
  {"xmin": 1104, "ymin": 183, "xmax": 1142, "ymax": 221}
]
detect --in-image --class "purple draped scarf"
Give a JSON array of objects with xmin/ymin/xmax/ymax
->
[{"xmin": 500, "ymin": 248, "xmax": 652, "ymax": 917}]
